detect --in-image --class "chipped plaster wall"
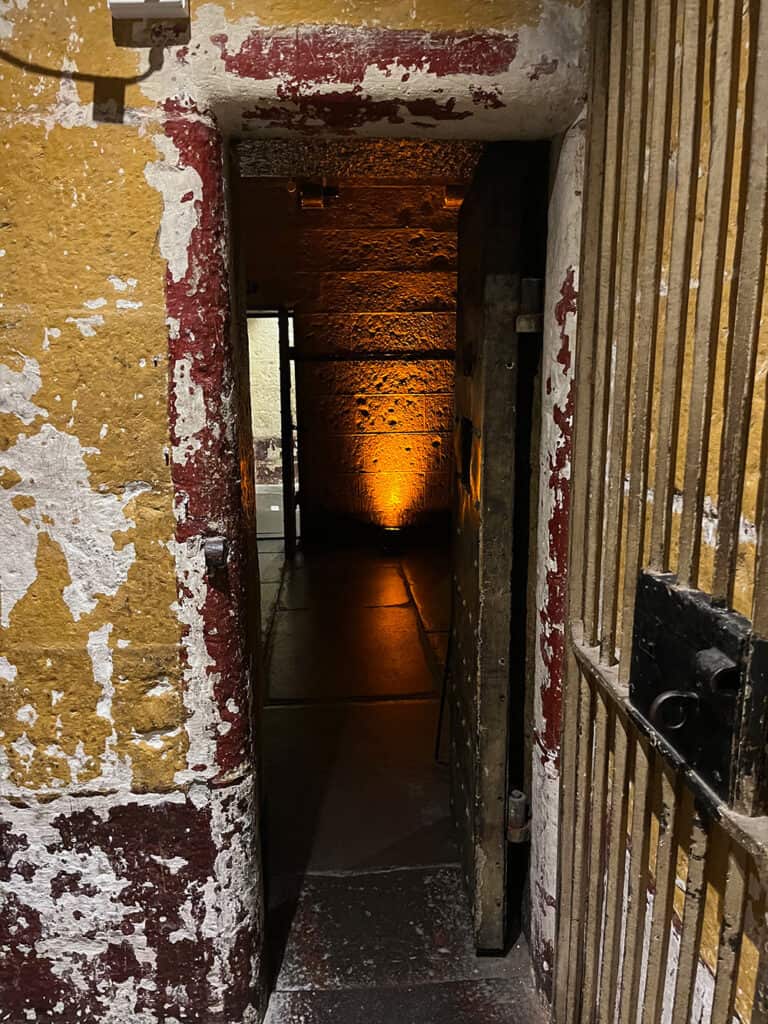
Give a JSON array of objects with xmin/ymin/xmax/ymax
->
[
  {"xmin": 1, "ymin": 110, "xmax": 264, "ymax": 1024},
  {"xmin": 530, "ymin": 118, "xmax": 584, "ymax": 999},
  {"xmin": 0, "ymin": 0, "xmax": 587, "ymax": 1019}
]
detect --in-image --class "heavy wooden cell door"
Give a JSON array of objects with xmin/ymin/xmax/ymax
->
[{"xmin": 449, "ymin": 144, "xmax": 545, "ymax": 954}]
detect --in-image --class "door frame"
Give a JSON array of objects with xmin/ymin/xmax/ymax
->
[{"xmin": 225, "ymin": 131, "xmax": 584, "ymax": 1000}]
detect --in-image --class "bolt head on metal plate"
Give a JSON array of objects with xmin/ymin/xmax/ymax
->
[{"xmin": 108, "ymin": 0, "xmax": 189, "ymax": 18}]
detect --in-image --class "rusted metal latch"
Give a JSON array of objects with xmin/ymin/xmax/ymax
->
[
  {"xmin": 506, "ymin": 789, "xmax": 530, "ymax": 844},
  {"xmin": 516, "ymin": 277, "xmax": 544, "ymax": 334}
]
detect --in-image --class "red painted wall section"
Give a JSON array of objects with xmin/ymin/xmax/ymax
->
[
  {"xmin": 163, "ymin": 112, "xmax": 252, "ymax": 777},
  {"xmin": 133, "ymin": 5, "xmax": 587, "ymax": 140},
  {"xmin": 530, "ymin": 123, "xmax": 584, "ymax": 1000},
  {"xmin": 538, "ymin": 264, "xmax": 577, "ymax": 760},
  {"xmin": 209, "ymin": 26, "xmax": 520, "ymax": 83}
]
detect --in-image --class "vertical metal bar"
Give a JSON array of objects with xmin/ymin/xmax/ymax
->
[
  {"xmin": 640, "ymin": 757, "xmax": 680, "ymax": 1024},
  {"xmin": 617, "ymin": 735, "xmax": 652, "ymax": 1024},
  {"xmin": 565, "ymin": 673, "xmax": 596, "ymax": 1023},
  {"xmin": 677, "ymin": 0, "xmax": 743, "ymax": 588},
  {"xmin": 752, "ymin": 903, "xmax": 768, "ymax": 1024},
  {"xmin": 597, "ymin": 707, "xmax": 631, "ymax": 1024},
  {"xmin": 754, "ymin": 403, "xmax": 768, "ymax": 635},
  {"xmin": 655, "ymin": 0, "xmax": 716, "ymax": 577},
  {"xmin": 581, "ymin": 689, "xmax": 611, "ymax": 1020},
  {"xmin": 710, "ymin": 843, "xmax": 747, "ymax": 1023},
  {"xmin": 713, "ymin": 0, "xmax": 768, "ymax": 605},
  {"xmin": 584, "ymin": 0, "xmax": 629, "ymax": 643},
  {"xmin": 670, "ymin": 807, "xmax": 709, "ymax": 1024},
  {"xmin": 570, "ymin": 0, "xmax": 612, "ymax": 627},
  {"xmin": 278, "ymin": 308, "xmax": 296, "ymax": 558},
  {"xmin": 554, "ymin": 644, "xmax": 583, "ymax": 1024},
  {"xmin": 618, "ymin": 0, "xmax": 677, "ymax": 680},
  {"xmin": 600, "ymin": 0, "xmax": 651, "ymax": 664}
]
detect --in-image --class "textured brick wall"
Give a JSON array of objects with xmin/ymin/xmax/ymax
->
[{"xmin": 237, "ymin": 178, "xmax": 458, "ymax": 530}]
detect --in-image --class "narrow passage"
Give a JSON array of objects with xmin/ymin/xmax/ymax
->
[{"xmin": 260, "ymin": 542, "xmax": 543, "ymax": 1024}]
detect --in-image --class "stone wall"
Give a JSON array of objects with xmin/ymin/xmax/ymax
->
[
  {"xmin": 237, "ymin": 175, "xmax": 457, "ymax": 530},
  {"xmin": 248, "ymin": 317, "xmax": 284, "ymax": 485}
]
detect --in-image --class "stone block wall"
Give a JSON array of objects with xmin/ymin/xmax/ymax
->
[{"xmin": 237, "ymin": 178, "xmax": 458, "ymax": 530}]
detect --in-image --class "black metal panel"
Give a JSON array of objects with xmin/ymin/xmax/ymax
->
[{"xmin": 629, "ymin": 571, "xmax": 768, "ymax": 812}]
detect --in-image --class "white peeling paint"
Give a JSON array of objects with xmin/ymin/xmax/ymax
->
[
  {"xmin": 41, "ymin": 326, "xmax": 61, "ymax": 351},
  {"xmin": 108, "ymin": 275, "xmax": 138, "ymax": 292},
  {"xmin": 0, "ymin": 0, "xmax": 28, "ymax": 40},
  {"xmin": 1, "ymin": 797, "xmax": 158, "ymax": 1006},
  {"xmin": 16, "ymin": 704, "xmax": 38, "ymax": 726},
  {"xmin": 0, "ymin": 356, "xmax": 48, "ymax": 425},
  {"xmin": 0, "ymin": 424, "xmax": 147, "ymax": 627},
  {"xmin": 87, "ymin": 623, "xmax": 114, "ymax": 721},
  {"xmin": 0, "ymin": 656, "xmax": 17, "ymax": 681},
  {"xmin": 0, "ymin": 782, "xmax": 261, "ymax": 1020},
  {"xmin": 168, "ymin": 538, "xmax": 219, "ymax": 784},
  {"xmin": 10, "ymin": 733, "xmax": 35, "ymax": 770},
  {"xmin": 171, "ymin": 357, "xmax": 206, "ymax": 465},
  {"xmin": 65, "ymin": 314, "xmax": 104, "ymax": 337},
  {"xmin": 201, "ymin": 775, "xmax": 262, "ymax": 1008},
  {"xmin": 145, "ymin": 678, "xmax": 173, "ymax": 697},
  {"xmin": 133, "ymin": 1, "xmax": 587, "ymax": 141},
  {"xmin": 150, "ymin": 854, "xmax": 188, "ymax": 874},
  {"xmin": 144, "ymin": 134, "xmax": 203, "ymax": 283}
]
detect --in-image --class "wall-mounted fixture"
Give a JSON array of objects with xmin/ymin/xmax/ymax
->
[
  {"xmin": 298, "ymin": 181, "xmax": 340, "ymax": 210},
  {"xmin": 444, "ymin": 185, "xmax": 466, "ymax": 210},
  {"xmin": 108, "ymin": 0, "xmax": 188, "ymax": 18}
]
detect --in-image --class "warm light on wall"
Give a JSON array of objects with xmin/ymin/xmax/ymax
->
[{"xmin": 363, "ymin": 471, "xmax": 423, "ymax": 529}]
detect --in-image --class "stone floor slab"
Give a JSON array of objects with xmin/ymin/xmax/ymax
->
[
  {"xmin": 276, "ymin": 866, "xmax": 521, "ymax": 992},
  {"xmin": 269, "ymin": 605, "xmax": 436, "ymax": 701},
  {"xmin": 263, "ymin": 701, "xmax": 455, "ymax": 875},
  {"xmin": 265, "ymin": 977, "xmax": 546, "ymax": 1024},
  {"xmin": 280, "ymin": 561, "xmax": 409, "ymax": 610}
]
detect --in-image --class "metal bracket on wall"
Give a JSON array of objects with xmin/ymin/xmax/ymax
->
[
  {"xmin": 203, "ymin": 536, "xmax": 229, "ymax": 571},
  {"xmin": 506, "ymin": 789, "xmax": 530, "ymax": 843}
]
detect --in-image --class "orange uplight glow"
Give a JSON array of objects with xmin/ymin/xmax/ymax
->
[{"xmin": 363, "ymin": 470, "xmax": 423, "ymax": 530}]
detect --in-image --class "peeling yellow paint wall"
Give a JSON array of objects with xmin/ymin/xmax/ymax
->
[{"xmin": 1, "ymin": 120, "xmax": 185, "ymax": 795}]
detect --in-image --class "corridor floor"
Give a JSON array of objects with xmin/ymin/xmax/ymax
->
[{"xmin": 261, "ymin": 543, "xmax": 544, "ymax": 1024}]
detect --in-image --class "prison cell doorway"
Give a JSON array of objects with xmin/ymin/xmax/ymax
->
[{"xmin": 232, "ymin": 139, "xmax": 548, "ymax": 1022}]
